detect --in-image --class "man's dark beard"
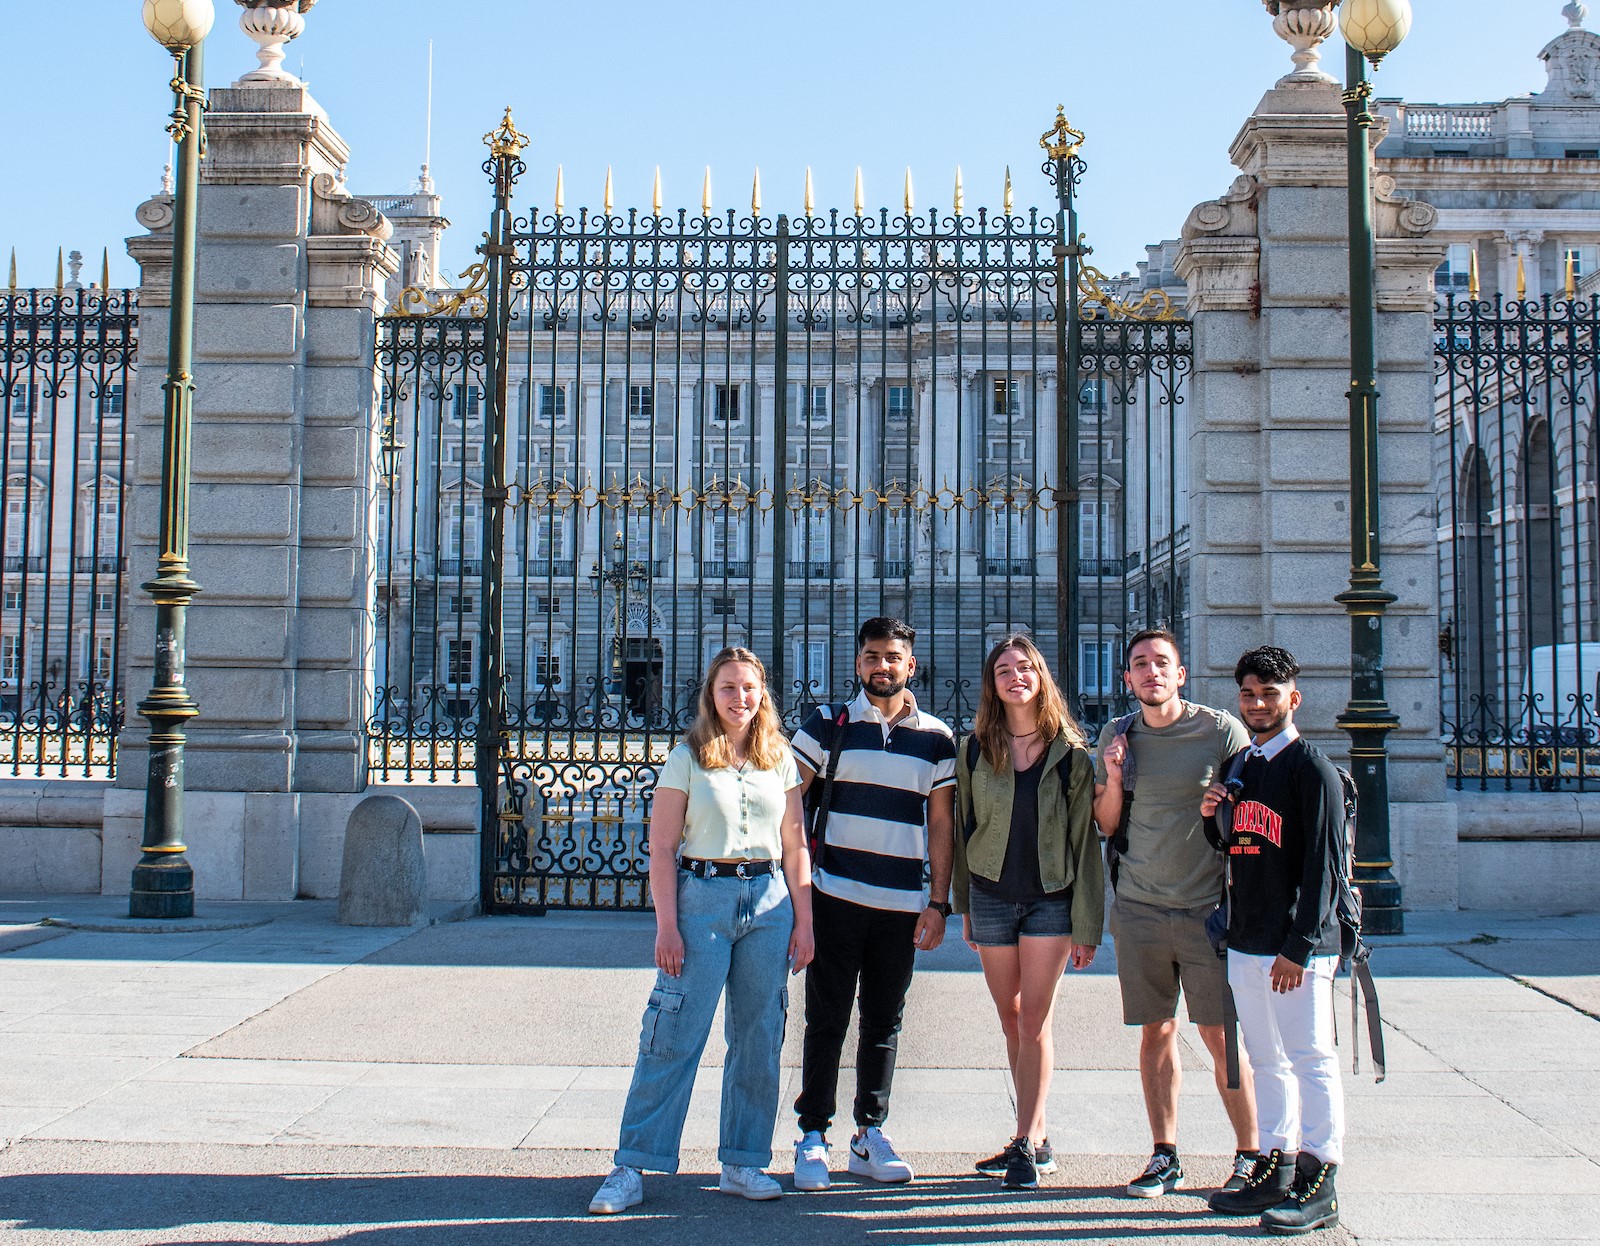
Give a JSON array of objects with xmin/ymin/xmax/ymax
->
[
  {"xmin": 1135, "ymin": 685, "xmax": 1177, "ymax": 708},
  {"xmin": 865, "ymin": 673, "xmax": 907, "ymax": 698}
]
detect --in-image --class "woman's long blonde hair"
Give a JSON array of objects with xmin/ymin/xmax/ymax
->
[
  {"xmin": 685, "ymin": 647, "xmax": 788, "ymax": 771},
  {"xmin": 973, "ymin": 632, "xmax": 1086, "ymax": 771}
]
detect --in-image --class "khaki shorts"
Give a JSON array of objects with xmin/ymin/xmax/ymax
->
[{"xmin": 1108, "ymin": 897, "xmax": 1228, "ymax": 1027}]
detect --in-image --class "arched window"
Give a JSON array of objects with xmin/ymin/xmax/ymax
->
[{"xmin": 1458, "ymin": 446, "xmax": 1500, "ymax": 730}]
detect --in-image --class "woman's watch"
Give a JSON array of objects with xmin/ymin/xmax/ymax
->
[{"xmin": 926, "ymin": 900, "xmax": 952, "ymax": 917}]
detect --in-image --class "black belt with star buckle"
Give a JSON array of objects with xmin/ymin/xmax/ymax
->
[{"xmin": 680, "ymin": 857, "xmax": 781, "ymax": 880}]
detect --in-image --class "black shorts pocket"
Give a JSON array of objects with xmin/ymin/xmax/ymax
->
[{"xmin": 640, "ymin": 985, "xmax": 685, "ymax": 1056}]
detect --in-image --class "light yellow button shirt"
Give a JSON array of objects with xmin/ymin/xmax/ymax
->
[{"xmin": 656, "ymin": 741, "xmax": 801, "ymax": 861}]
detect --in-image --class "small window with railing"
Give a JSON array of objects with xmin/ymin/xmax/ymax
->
[
  {"xmin": 713, "ymin": 383, "xmax": 742, "ymax": 425},
  {"xmin": 991, "ymin": 378, "xmax": 1023, "ymax": 422},
  {"xmin": 887, "ymin": 384, "xmax": 913, "ymax": 423}
]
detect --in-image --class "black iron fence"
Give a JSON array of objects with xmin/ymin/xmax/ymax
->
[
  {"xmin": 1436, "ymin": 290, "xmax": 1600, "ymax": 789},
  {"xmin": 0, "ymin": 287, "xmax": 134, "ymax": 777}
]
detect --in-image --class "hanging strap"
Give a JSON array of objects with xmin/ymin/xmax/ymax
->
[{"xmin": 806, "ymin": 704, "xmax": 852, "ymax": 870}]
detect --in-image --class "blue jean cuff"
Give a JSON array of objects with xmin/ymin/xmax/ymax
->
[
  {"xmin": 717, "ymin": 1145, "xmax": 773, "ymax": 1167},
  {"xmin": 615, "ymin": 1146, "xmax": 679, "ymax": 1174}
]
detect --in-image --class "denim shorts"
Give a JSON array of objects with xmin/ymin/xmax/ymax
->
[{"xmin": 967, "ymin": 884, "xmax": 1075, "ymax": 946}]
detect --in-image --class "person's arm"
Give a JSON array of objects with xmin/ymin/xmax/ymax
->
[
  {"xmin": 1092, "ymin": 729, "xmax": 1127, "ymax": 839},
  {"xmin": 648, "ymin": 787, "xmax": 688, "ymax": 977},
  {"xmin": 779, "ymin": 784, "xmax": 814, "ymax": 973},
  {"xmin": 914, "ymin": 786, "xmax": 954, "ymax": 951},
  {"xmin": 1274, "ymin": 754, "xmax": 1343, "ymax": 987},
  {"xmin": 1066, "ymin": 750, "xmax": 1102, "ymax": 967}
]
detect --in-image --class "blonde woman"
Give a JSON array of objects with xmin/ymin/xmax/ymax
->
[
  {"xmin": 589, "ymin": 647, "xmax": 814, "ymax": 1214},
  {"xmin": 953, "ymin": 633, "xmax": 1104, "ymax": 1190}
]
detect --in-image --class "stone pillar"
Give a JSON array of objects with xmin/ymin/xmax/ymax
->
[
  {"xmin": 1176, "ymin": 74, "xmax": 1457, "ymax": 906},
  {"xmin": 114, "ymin": 74, "xmax": 397, "ymax": 899}
]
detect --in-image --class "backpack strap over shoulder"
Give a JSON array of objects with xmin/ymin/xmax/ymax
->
[{"xmin": 804, "ymin": 703, "xmax": 854, "ymax": 870}]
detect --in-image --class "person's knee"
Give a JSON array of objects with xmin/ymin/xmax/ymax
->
[{"xmin": 1140, "ymin": 1019, "xmax": 1179, "ymax": 1054}]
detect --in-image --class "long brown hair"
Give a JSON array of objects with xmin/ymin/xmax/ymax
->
[
  {"xmin": 685, "ymin": 647, "xmax": 788, "ymax": 771},
  {"xmin": 973, "ymin": 632, "xmax": 1085, "ymax": 770}
]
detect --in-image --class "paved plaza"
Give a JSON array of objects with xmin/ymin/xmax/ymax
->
[{"xmin": 0, "ymin": 896, "xmax": 1595, "ymax": 1244}]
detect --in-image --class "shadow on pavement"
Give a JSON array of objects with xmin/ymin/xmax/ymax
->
[{"xmin": 0, "ymin": 1170, "xmax": 1345, "ymax": 1245}]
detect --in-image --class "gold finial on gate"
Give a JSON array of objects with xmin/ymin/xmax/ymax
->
[
  {"xmin": 1003, "ymin": 166, "xmax": 1014, "ymax": 216},
  {"xmin": 904, "ymin": 167, "xmax": 914, "ymax": 214},
  {"xmin": 100, "ymin": 248, "xmax": 110, "ymax": 292},
  {"xmin": 603, "ymin": 166, "xmax": 614, "ymax": 215},
  {"xmin": 652, "ymin": 166, "xmax": 663, "ymax": 217},
  {"xmin": 804, "ymin": 167, "xmax": 814, "ymax": 218},
  {"xmin": 1517, "ymin": 253, "xmax": 1527, "ymax": 299},
  {"xmin": 554, "ymin": 164, "xmax": 565, "ymax": 214},
  {"xmin": 953, "ymin": 166, "xmax": 964, "ymax": 215},
  {"xmin": 1468, "ymin": 248, "xmax": 1479, "ymax": 300},
  {"xmin": 483, "ymin": 107, "xmax": 528, "ymax": 160},
  {"xmin": 751, "ymin": 167, "xmax": 762, "ymax": 215},
  {"xmin": 55, "ymin": 247, "xmax": 64, "ymax": 292},
  {"xmin": 854, "ymin": 167, "xmax": 864, "ymax": 217},
  {"xmin": 1040, "ymin": 105, "xmax": 1086, "ymax": 161},
  {"xmin": 701, "ymin": 166, "xmax": 712, "ymax": 216}
]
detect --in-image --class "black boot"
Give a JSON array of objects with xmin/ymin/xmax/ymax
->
[
  {"xmin": 1261, "ymin": 1152, "xmax": 1339, "ymax": 1235},
  {"xmin": 1206, "ymin": 1149, "xmax": 1294, "ymax": 1216}
]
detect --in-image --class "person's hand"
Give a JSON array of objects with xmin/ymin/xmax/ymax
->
[
  {"xmin": 1270, "ymin": 955, "xmax": 1305, "ymax": 993},
  {"xmin": 788, "ymin": 923, "xmax": 815, "ymax": 974},
  {"xmin": 1200, "ymin": 781, "xmax": 1230, "ymax": 819},
  {"xmin": 913, "ymin": 907, "xmax": 946, "ymax": 952},
  {"xmin": 1067, "ymin": 940, "xmax": 1097, "ymax": 970},
  {"xmin": 1101, "ymin": 734, "xmax": 1127, "ymax": 781},
  {"xmin": 962, "ymin": 913, "xmax": 977, "ymax": 952},
  {"xmin": 655, "ymin": 925, "xmax": 685, "ymax": 977}
]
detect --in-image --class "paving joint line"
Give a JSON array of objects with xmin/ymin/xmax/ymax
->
[{"xmin": 1447, "ymin": 943, "xmax": 1600, "ymax": 1024}]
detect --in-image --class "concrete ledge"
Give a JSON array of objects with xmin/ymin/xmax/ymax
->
[{"xmin": 1451, "ymin": 789, "xmax": 1600, "ymax": 841}]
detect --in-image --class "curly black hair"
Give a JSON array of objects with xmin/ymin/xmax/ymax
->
[{"xmin": 1233, "ymin": 645, "xmax": 1301, "ymax": 686}]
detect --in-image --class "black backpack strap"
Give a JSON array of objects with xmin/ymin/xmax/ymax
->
[
  {"xmin": 805, "ymin": 704, "xmax": 853, "ymax": 870},
  {"xmin": 1106, "ymin": 712, "xmax": 1139, "ymax": 891},
  {"xmin": 1222, "ymin": 979, "xmax": 1242, "ymax": 1091},
  {"xmin": 959, "ymin": 734, "xmax": 981, "ymax": 843},
  {"xmin": 1350, "ymin": 950, "xmax": 1386, "ymax": 1082}
]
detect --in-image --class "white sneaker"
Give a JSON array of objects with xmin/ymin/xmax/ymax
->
[
  {"xmin": 588, "ymin": 1165, "xmax": 643, "ymax": 1214},
  {"xmin": 719, "ymin": 1164, "xmax": 783, "ymax": 1200},
  {"xmin": 847, "ymin": 1126, "xmax": 915, "ymax": 1183},
  {"xmin": 793, "ymin": 1131, "xmax": 831, "ymax": 1191}
]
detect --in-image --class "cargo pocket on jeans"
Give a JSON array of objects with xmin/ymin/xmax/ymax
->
[{"xmin": 639, "ymin": 986, "xmax": 685, "ymax": 1056}]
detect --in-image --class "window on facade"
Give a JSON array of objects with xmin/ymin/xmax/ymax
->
[
  {"xmin": 86, "ymin": 635, "xmax": 114, "ymax": 683},
  {"xmin": 535, "ymin": 595, "xmax": 560, "ymax": 614},
  {"xmin": 1565, "ymin": 247, "xmax": 1585, "ymax": 281},
  {"xmin": 2, "ymin": 591, "xmax": 18, "ymax": 611},
  {"xmin": 708, "ymin": 517, "xmax": 748, "ymax": 565},
  {"xmin": 1, "ymin": 634, "xmax": 19, "ymax": 682},
  {"xmin": 1080, "ymin": 640, "xmax": 1115, "ymax": 697},
  {"xmin": 991, "ymin": 378, "xmax": 1022, "ymax": 420},
  {"xmin": 1567, "ymin": 149, "xmax": 1599, "ymax": 160},
  {"xmin": 444, "ymin": 498, "xmax": 480, "ymax": 559},
  {"xmin": 532, "ymin": 640, "xmax": 563, "ymax": 688},
  {"xmin": 881, "ymin": 510, "xmax": 911, "ymax": 574},
  {"xmin": 449, "ymin": 595, "xmax": 474, "ymax": 614},
  {"xmin": 988, "ymin": 508, "xmax": 1025, "ymax": 566},
  {"xmin": 534, "ymin": 513, "xmax": 569, "ymax": 562},
  {"xmin": 797, "ymin": 639, "xmax": 829, "ymax": 695},
  {"xmin": 712, "ymin": 596, "xmax": 736, "ymax": 617},
  {"xmin": 6, "ymin": 497, "xmax": 31, "ymax": 556},
  {"xmin": 628, "ymin": 385, "xmax": 654, "ymax": 422},
  {"xmin": 1079, "ymin": 438, "xmax": 1119, "ymax": 464},
  {"xmin": 448, "ymin": 384, "xmax": 482, "ymax": 423},
  {"xmin": 446, "ymin": 636, "xmax": 475, "ymax": 685},
  {"xmin": 1436, "ymin": 243, "xmax": 1474, "ymax": 292},
  {"xmin": 1079, "ymin": 379, "xmax": 1107, "ymax": 417},
  {"xmin": 1080, "ymin": 500, "xmax": 1115, "ymax": 564},
  {"xmin": 93, "ymin": 590, "xmax": 115, "ymax": 613},
  {"xmin": 97, "ymin": 498, "xmax": 119, "ymax": 551},
  {"xmin": 7, "ymin": 385, "xmax": 36, "ymax": 419},
  {"xmin": 887, "ymin": 385, "xmax": 913, "ymax": 422},
  {"xmin": 537, "ymin": 384, "xmax": 566, "ymax": 425},
  {"xmin": 713, "ymin": 384, "xmax": 742, "ymax": 425},
  {"xmin": 443, "ymin": 439, "xmax": 482, "ymax": 467},
  {"xmin": 798, "ymin": 384, "xmax": 829, "ymax": 426},
  {"xmin": 791, "ymin": 511, "xmax": 832, "ymax": 562},
  {"xmin": 101, "ymin": 382, "xmax": 124, "ymax": 417}
]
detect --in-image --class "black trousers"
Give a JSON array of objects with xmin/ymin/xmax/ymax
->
[{"xmin": 794, "ymin": 888, "xmax": 920, "ymax": 1135}]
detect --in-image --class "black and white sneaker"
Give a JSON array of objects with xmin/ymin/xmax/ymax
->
[
  {"xmin": 1222, "ymin": 1149, "xmax": 1256, "ymax": 1192},
  {"xmin": 1000, "ymin": 1137, "xmax": 1039, "ymax": 1190},
  {"xmin": 1126, "ymin": 1149, "xmax": 1184, "ymax": 1198},
  {"xmin": 976, "ymin": 1137, "xmax": 1056, "ymax": 1177}
]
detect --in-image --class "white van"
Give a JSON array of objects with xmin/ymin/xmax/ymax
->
[{"xmin": 1520, "ymin": 643, "xmax": 1600, "ymax": 741}]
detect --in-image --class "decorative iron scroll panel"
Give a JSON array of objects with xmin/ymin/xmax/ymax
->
[
  {"xmin": 0, "ymin": 288, "xmax": 134, "ymax": 778},
  {"xmin": 369, "ymin": 213, "xmax": 1192, "ymax": 910},
  {"xmin": 1436, "ymin": 292, "xmax": 1600, "ymax": 790}
]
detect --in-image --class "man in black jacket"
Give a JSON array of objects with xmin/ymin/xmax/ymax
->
[{"xmin": 1199, "ymin": 646, "xmax": 1345, "ymax": 1236}]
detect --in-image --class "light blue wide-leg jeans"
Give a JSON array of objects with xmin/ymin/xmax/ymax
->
[{"xmin": 614, "ymin": 870, "xmax": 791, "ymax": 1173}]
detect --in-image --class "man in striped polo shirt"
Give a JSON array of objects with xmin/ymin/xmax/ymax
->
[{"xmin": 789, "ymin": 617, "xmax": 957, "ymax": 1190}]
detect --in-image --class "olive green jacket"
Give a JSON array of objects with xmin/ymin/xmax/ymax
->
[{"xmin": 952, "ymin": 733, "xmax": 1104, "ymax": 945}]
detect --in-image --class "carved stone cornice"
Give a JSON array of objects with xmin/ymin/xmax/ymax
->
[
  {"xmin": 311, "ymin": 171, "xmax": 393, "ymax": 240},
  {"xmin": 1182, "ymin": 176, "xmax": 1261, "ymax": 240}
]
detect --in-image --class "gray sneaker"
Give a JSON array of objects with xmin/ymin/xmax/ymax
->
[{"xmin": 588, "ymin": 1165, "xmax": 643, "ymax": 1214}]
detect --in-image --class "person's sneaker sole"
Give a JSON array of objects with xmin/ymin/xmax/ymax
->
[
  {"xmin": 587, "ymin": 1191, "xmax": 642, "ymax": 1214},
  {"xmin": 1126, "ymin": 1175, "xmax": 1184, "ymax": 1198},
  {"xmin": 792, "ymin": 1168, "xmax": 830, "ymax": 1192},
  {"xmin": 1001, "ymin": 1175, "xmax": 1039, "ymax": 1191},
  {"xmin": 718, "ymin": 1178, "xmax": 782, "ymax": 1201},
  {"xmin": 846, "ymin": 1156, "xmax": 913, "ymax": 1183}
]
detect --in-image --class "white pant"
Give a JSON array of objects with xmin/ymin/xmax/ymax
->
[{"xmin": 1226, "ymin": 950, "xmax": 1344, "ymax": 1165}]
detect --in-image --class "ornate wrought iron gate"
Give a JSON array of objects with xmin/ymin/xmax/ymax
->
[{"xmin": 373, "ymin": 110, "xmax": 1193, "ymax": 912}]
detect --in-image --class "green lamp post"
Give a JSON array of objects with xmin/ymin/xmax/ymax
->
[
  {"xmin": 1336, "ymin": 0, "xmax": 1412, "ymax": 936},
  {"xmin": 130, "ymin": 0, "xmax": 214, "ymax": 919}
]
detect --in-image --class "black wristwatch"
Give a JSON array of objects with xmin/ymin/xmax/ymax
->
[{"xmin": 926, "ymin": 900, "xmax": 952, "ymax": 918}]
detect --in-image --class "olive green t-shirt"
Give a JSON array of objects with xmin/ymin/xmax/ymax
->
[{"xmin": 1094, "ymin": 702, "xmax": 1250, "ymax": 910}]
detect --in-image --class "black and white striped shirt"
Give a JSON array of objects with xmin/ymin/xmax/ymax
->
[{"xmin": 791, "ymin": 691, "xmax": 957, "ymax": 914}]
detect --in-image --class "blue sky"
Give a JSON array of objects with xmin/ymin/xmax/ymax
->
[{"xmin": 3, "ymin": 1, "xmax": 1575, "ymax": 289}]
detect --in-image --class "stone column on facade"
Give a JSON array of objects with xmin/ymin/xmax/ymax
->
[
  {"xmin": 114, "ymin": 64, "xmax": 397, "ymax": 900},
  {"xmin": 1175, "ymin": 66, "xmax": 1456, "ymax": 907}
]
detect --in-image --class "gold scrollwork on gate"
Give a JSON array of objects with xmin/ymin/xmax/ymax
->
[{"xmin": 1079, "ymin": 263, "xmax": 1181, "ymax": 322}]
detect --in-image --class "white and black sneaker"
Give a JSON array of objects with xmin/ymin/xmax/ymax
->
[
  {"xmin": 1000, "ymin": 1137, "xmax": 1040, "ymax": 1190},
  {"xmin": 848, "ymin": 1126, "xmax": 914, "ymax": 1183},
  {"xmin": 1126, "ymin": 1149, "xmax": 1184, "ymax": 1198},
  {"xmin": 976, "ymin": 1137, "xmax": 1057, "ymax": 1177}
]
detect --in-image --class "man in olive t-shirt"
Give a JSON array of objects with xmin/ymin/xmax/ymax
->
[{"xmin": 1092, "ymin": 628, "xmax": 1257, "ymax": 1200}]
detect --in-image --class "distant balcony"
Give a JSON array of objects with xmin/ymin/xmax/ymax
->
[
  {"xmin": 438, "ymin": 559, "xmax": 483, "ymax": 577},
  {"xmin": 880, "ymin": 559, "xmax": 911, "ymax": 578},
  {"xmin": 702, "ymin": 560, "xmax": 751, "ymax": 578},
  {"xmin": 983, "ymin": 558, "xmax": 1033, "ymax": 577},
  {"xmin": 525, "ymin": 559, "xmax": 576, "ymax": 579},
  {"xmin": 1078, "ymin": 558, "xmax": 1124, "ymax": 578},
  {"xmin": 2, "ymin": 556, "xmax": 43, "ymax": 573},
  {"xmin": 787, "ymin": 560, "xmax": 834, "ymax": 580},
  {"xmin": 75, "ymin": 556, "xmax": 124, "ymax": 573}
]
